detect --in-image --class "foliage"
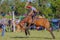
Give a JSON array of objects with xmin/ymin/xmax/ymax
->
[{"xmin": 0, "ymin": 0, "xmax": 60, "ymax": 19}]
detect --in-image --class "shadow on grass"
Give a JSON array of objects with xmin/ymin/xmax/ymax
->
[{"xmin": 11, "ymin": 36, "xmax": 53, "ymax": 39}]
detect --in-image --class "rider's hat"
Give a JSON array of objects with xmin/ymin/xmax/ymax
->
[{"xmin": 26, "ymin": 6, "xmax": 32, "ymax": 9}]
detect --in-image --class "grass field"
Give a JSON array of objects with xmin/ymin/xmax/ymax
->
[{"xmin": 0, "ymin": 30, "xmax": 60, "ymax": 40}]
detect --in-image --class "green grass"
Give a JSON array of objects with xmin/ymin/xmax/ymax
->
[{"xmin": 0, "ymin": 30, "xmax": 60, "ymax": 40}]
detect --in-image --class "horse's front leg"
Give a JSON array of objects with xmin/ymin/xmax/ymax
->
[
  {"xmin": 25, "ymin": 27, "xmax": 30, "ymax": 36},
  {"xmin": 27, "ymin": 23, "xmax": 31, "ymax": 35},
  {"xmin": 25, "ymin": 22, "xmax": 31, "ymax": 36}
]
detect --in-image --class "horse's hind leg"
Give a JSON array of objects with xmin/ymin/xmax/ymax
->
[
  {"xmin": 46, "ymin": 28, "xmax": 55, "ymax": 39},
  {"xmin": 27, "ymin": 28, "xmax": 30, "ymax": 35}
]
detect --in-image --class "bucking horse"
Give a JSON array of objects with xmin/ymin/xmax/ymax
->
[{"xmin": 16, "ymin": 15, "xmax": 55, "ymax": 39}]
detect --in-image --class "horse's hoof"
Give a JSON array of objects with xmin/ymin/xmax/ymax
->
[{"xmin": 53, "ymin": 37, "xmax": 55, "ymax": 39}]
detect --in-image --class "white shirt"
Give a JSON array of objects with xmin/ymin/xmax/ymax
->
[
  {"xmin": 31, "ymin": 7, "xmax": 36, "ymax": 11},
  {"xmin": 15, "ymin": 20, "xmax": 20, "ymax": 24},
  {"xmin": 1, "ymin": 18, "xmax": 7, "ymax": 25}
]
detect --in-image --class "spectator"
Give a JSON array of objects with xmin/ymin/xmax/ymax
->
[
  {"xmin": 8, "ymin": 19, "xmax": 12, "ymax": 32},
  {"xmin": 0, "ymin": 19, "xmax": 3, "ymax": 31},
  {"xmin": 58, "ymin": 20, "xmax": 60, "ymax": 28},
  {"xmin": 1, "ymin": 16, "xmax": 7, "ymax": 36},
  {"xmin": 8, "ymin": 19, "xmax": 12, "ymax": 27},
  {"xmin": 1, "ymin": 12, "xmax": 6, "ymax": 17}
]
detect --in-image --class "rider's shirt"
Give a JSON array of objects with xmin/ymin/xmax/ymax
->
[{"xmin": 31, "ymin": 7, "xmax": 36, "ymax": 12}]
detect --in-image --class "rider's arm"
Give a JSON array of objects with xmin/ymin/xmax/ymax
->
[
  {"xmin": 25, "ymin": 0, "xmax": 32, "ymax": 8},
  {"xmin": 25, "ymin": 2, "xmax": 29, "ymax": 8}
]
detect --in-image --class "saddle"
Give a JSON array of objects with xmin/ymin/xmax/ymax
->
[{"xmin": 32, "ymin": 15, "xmax": 45, "ymax": 23}]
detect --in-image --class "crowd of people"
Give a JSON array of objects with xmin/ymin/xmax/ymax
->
[{"xmin": 0, "ymin": 16, "xmax": 21, "ymax": 36}]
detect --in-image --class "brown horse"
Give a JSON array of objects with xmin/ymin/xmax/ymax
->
[{"xmin": 17, "ymin": 15, "xmax": 55, "ymax": 39}]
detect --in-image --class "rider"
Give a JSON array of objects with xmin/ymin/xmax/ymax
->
[
  {"xmin": 26, "ymin": 6, "xmax": 38, "ymax": 19},
  {"xmin": 25, "ymin": 0, "xmax": 38, "ymax": 20}
]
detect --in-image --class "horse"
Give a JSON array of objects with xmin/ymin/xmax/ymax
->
[{"xmin": 17, "ymin": 15, "xmax": 55, "ymax": 39}]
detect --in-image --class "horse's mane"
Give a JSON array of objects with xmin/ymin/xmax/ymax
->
[{"xmin": 19, "ymin": 15, "xmax": 32, "ymax": 23}]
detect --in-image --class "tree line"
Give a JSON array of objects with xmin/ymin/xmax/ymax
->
[{"xmin": 0, "ymin": 0, "xmax": 60, "ymax": 19}]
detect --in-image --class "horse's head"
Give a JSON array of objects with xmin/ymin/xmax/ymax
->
[{"xmin": 16, "ymin": 15, "xmax": 32, "ymax": 31}]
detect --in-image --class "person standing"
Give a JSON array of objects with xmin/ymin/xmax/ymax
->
[{"xmin": 1, "ymin": 16, "xmax": 7, "ymax": 36}]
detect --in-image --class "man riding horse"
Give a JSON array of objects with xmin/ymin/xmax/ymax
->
[
  {"xmin": 26, "ymin": 6, "xmax": 38, "ymax": 22},
  {"xmin": 17, "ymin": 0, "xmax": 55, "ymax": 39},
  {"xmin": 25, "ymin": 0, "xmax": 38, "ymax": 22}
]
